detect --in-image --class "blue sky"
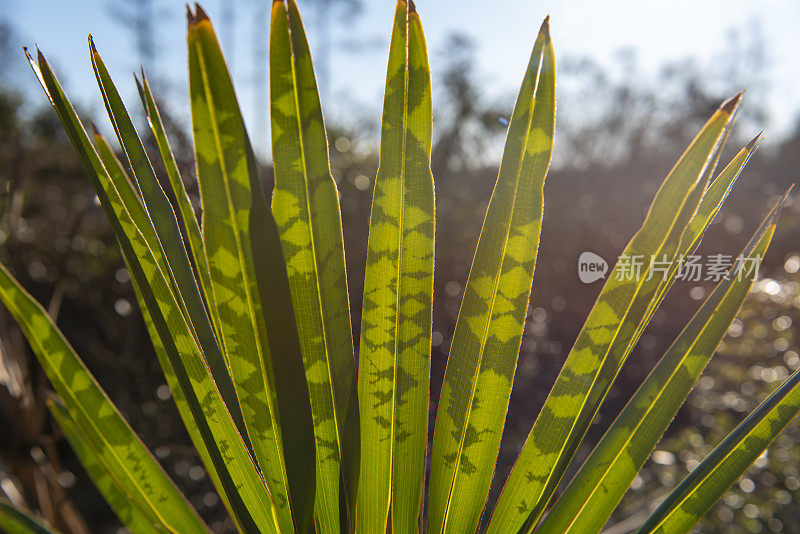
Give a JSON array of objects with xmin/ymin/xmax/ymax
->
[{"xmin": 5, "ymin": 0, "xmax": 800, "ymax": 156}]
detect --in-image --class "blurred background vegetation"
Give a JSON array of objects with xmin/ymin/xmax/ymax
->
[{"xmin": 1, "ymin": 1, "xmax": 800, "ymax": 532}]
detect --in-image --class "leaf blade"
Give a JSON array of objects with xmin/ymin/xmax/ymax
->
[
  {"xmin": 488, "ymin": 94, "xmax": 741, "ymax": 534},
  {"xmin": 188, "ymin": 8, "xmax": 316, "ymax": 532},
  {"xmin": 429, "ymin": 17, "xmax": 555, "ymax": 534},
  {"xmin": 89, "ymin": 41, "xmax": 245, "ymax": 439},
  {"xmin": 135, "ymin": 72, "xmax": 219, "ymax": 339},
  {"xmin": 638, "ymin": 320, "xmax": 800, "ymax": 531},
  {"xmin": 47, "ymin": 396, "xmax": 160, "ymax": 534},
  {"xmin": 0, "ymin": 262, "xmax": 209, "ymax": 533},
  {"xmin": 354, "ymin": 1, "xmax": 435, "ymax": 531},
  {"xmin": 27, "ymin": 47, "xmax": 277, "ymax": 534},
  {"xmin": 620, "ymin": 135, "xmax": 762, "ymax": 369},
  {"xmin": 0, "ymin": 500, "xmax": 57, "ymax": 534},
  {"xmin": 270, "ymin": 1, "xmax": 360, "ymax": 531},
  {"xmin": 538, "ymin": 196, "xmax": 780, "ymax": 534}
]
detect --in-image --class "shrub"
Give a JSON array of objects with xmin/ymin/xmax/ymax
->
[{"xmin": 0, "ymin": 1, "xmax": 798, "ymax": 533}]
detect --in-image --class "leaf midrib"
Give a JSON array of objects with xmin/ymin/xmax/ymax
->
[{"xmin": 388, "ymin": 10, "xmax": 410, "ymax": 530}]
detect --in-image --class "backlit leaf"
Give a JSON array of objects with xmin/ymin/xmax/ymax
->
[
  {"xmin": 429, "ymin": 16, "xmax": 555, "ymax": 534},
  {"xmin": 355, "ymin": 1, "xmax": 434, "ymax": 531}
]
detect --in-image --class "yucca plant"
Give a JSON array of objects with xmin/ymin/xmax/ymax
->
[{"xmin": 0, "ymin": 1, "xmax": 798, "ymax": 533}]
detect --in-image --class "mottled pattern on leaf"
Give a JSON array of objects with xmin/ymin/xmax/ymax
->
[
  {"xmin": 356, "ymin": 2, "xmax": 435, "ymax": 532},
  {"xmin": 270, "ymin": 1, "xmax": 358, "ymax": 532},
  {"xmin": 490, "ymin": 94, "xmax": 742, "ymax": 533},
  {"xmin": 429, "ymin": 17, "xmax": 554, "ymax": 534}
]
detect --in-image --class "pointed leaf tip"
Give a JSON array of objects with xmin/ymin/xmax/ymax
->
[
  {"xmin": 408, "ymin": 0, "xmax": 417, "ymax": 13},
  {"xmin": 768, "ymin": 185, "xmax": 794, "ymax": 226},
  {"xmin": 194, "ymin": 3, "xmax": 210, "ymax": 21},
  {"xmin": 27, "ymin": 46, "xmax": 45, "ymax": 75},
  {"xmin": 746, "ymin": 131, "xmax": 764, "ymax": 151},
  {"xmin": 720, "ymin": 90, "xmax": 744, "ymax": 113},
  {"xmin": 22, "ymin": 46, "xmax": 36, "ymax": 71},
  {"xmin": 134, "ymin": 78, "xmax": 148, "ymax": 112},
  {"xmin": 539, "ymin": 15, "xmax": 551, "ymax": 42}
]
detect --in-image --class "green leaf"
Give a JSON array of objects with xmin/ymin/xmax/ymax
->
[
  {"xmin": 269, "ymin": 1, "xmax": 359, "ymax": 531},
  {"xmin": 621, "ymin": 135, "xmax": 762, "ymax": 368},
  {"xmin": 125, "ymin": 251, "xmax": 241, "ymax": 523},
  {"xmin": 429, "ymin": 16, "xmax": 555, "ymax": 534},
  {"xmin": 188, "ymin": 7, "xmax": 316, "ymax": 532},
  {"xmin": 0, "ymin": 500, "xmax": 57, "ymax": 534},
  {"xmin": 0, "ymin": 262, "xmax": 209, "ymax": 533},
  {"xmin": 681, "ymin": 134, "xmax": 761, "ymax": 256},
  {"xmin": 91, "ymin": 129, "xmax": 244, "ymax": 522},
  {"xmin": 89, "ymin": 40, "xmax": 246, "ymax": 440},
  {"xmin": 46, "ymin": 396, "xmax": 160, "ymax": 534},
  {"xmin": 135, "ymin": 71, "xmax": 219, "ymax": 340},
  {"xmin": 27, "ymin": 47, "xmax": 276, "ymax": 534},
  {"xmin": 637, "ymin": 298, "xmax": 800, "ymax": 531},
  {"xmin": 538, "ymin": 194, "xmax": 781, "ymax": 534},
  {"xmin": 127, "ymin": 76, "xmax": 258, "ymax": 521},
  {"xmin": 122, "ymin": 242, "xmax": 277, "ymax": 534},
  {"xmin": 488, "ymin": 94, "xmax": 741, "ymax": 534},
  {"xmin": 545, "ymin": 138, "xmax": 764, "ymax": 531},
  {"xmin": 354, "ymin": 1, "xmax": 434, "ymax": 531},
  {"xmin": 249, "ymin": 195, "xmax": 319, "ymax": 534}
]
